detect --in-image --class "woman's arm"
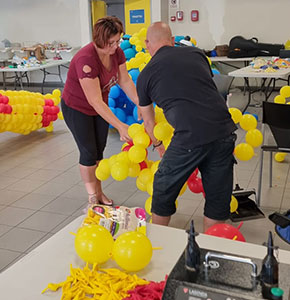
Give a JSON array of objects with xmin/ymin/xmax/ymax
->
[
  {"xmin": 118, "ymin": 63, "xmax": 140, "ymax": 108},
  {"xmin": 79, "ymin": 76, "xmax": 130, "ymax": 142}
]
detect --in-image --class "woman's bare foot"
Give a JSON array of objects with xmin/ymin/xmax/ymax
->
[{"xmin": 96, "ymin": 193, "xmax": 113, "ymax": 206}]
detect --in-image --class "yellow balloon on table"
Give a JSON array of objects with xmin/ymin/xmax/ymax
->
[
  {"xmin": 275, "ymin": 152, "xmax": 287, "ymax": 162},
  {"xmin": 228, "ymin": 107, "xmax": 242, "ymax": 124},
  {"xmin": 75, "ymin": 224, "xmax": 114, "ymax": 264},
  {"xmin": 110, "ymin": 161, "xmax": 129, "ymax": 181},
  {"xmin": 112, "ymin": 231, "xmax": 153, "ymax": 272},
  {"xmin": 128, "ymin": 145, "xmax": 147, "ymax": 163},
  {"xmin": 234, "ymin": 143, "xmax": 254, "ymax": 161},
  {"xmin": 280, "ymin": 85, "xmax": 290, "ymax": 98},
  {"xmin": 245, "ymin": 129, "xmax": 263, "ymax": 148},
  {"xmin": 230, "ymin": 195, "xmax": 238, "ymax": 213},
  {"xmin": 239, "ymin": 114, "xmax": 257, "ymax": 131},
  {"xmin": 274, "ymin": 95, "xmax": 286, "ymax": 104}
]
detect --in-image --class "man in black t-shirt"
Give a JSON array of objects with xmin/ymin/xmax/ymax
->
[{"xmin": 137, "ymin": 22, "xmax": 237, "ymax": 231}]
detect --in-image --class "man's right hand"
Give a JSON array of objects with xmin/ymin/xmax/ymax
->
[{"xmin": 155, "ymin": 144, "xmax": 165, "ymax": 158}]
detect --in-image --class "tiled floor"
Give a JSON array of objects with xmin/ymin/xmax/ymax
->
[{"xmin": 0, "ymin": 86, "xmax": 289, "ymax": 273}]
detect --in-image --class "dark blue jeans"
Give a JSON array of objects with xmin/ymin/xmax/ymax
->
[{"xmin": 152, "ymin": 133, "xmax": 236, "ymax": 220}]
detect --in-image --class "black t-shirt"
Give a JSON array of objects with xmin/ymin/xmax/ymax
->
[{"xmin": 137, "ymin": 46, "xmax": 237, "ymax": 148}]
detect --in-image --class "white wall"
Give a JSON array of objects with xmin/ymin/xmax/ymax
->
[
  {"xmin": 0, "ymin": 0, "xmax": 82, "ymax": 47},
  {"xmin": 169, "ymin": 0, "xmax": 290, "ymax": 50}
]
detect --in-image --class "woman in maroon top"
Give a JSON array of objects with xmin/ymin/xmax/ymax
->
[{"xmin": 61, "ymin": 17, "xmax": 139, "ymax": 207}]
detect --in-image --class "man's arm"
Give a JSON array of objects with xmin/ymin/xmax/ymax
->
[{"xmin": 139, "ymin": 104, "xmax": 165, "ymax": 157}]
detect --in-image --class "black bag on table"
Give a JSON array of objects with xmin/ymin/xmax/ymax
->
[{"xmin": 228, "ymin": 35, "xmax": 284, "ymax": 58}]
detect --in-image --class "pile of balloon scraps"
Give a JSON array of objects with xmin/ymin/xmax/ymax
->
[
  {"xmin": 123, "ymin": 279, "xmax": 166, "ymax": 300},
  {"xmin": 82, "ymin": 204, "xmax": 146, "ymax": 238},
  {"xmin": 273, "ymin": 58, "xmax": 290, "ymax": 68},
  {"xmin": 42, "ymin": 264, "xmax": 149, "ymax": 300},
  {"xmin": 250, "ymin": 58, "xmax": 278, "ymax": 72}
]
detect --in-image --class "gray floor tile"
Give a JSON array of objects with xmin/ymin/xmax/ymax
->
[
  {"xmin": 25, "ymin": 168, "xmax": 63, "ymax": 182},
  {"xmin": 50, "ymin": 215, "xmax": 79, "ymax": 234},
  {"xmin": 0, "ymin": 227, "xmax": 46, "ymax": 252},
  {"xmin": 17, "ymin": 211, "xmax": 68, "ymax": 232},
  {"xmin": 0, "ymin": 207, "xmax": 35, "ymax": 226},
  {"xmin": 2, "ymin": 166, "xmax": 39, "ymax": 179},
  {"xmin": 0, "ymin": 189, "xmax": 28, "ymax": 206},
  {"xmin": 11, "ymin": 193, "xmax": 57, "ymax": 210},
  {"xmin": 0, "ymin": 176, "xmax": 20, "ymax": 189},
  {"xmin": 25, "ymin": 232, "xmax": 55, "ymax": 253},
  {"xmin": 176, "ymin": 198, "xmax": 201, "ymax": 215},
  {"xmin": 169, "ymin": 213, "xmax": 192, "ymax": 229},
  {"xmin": 40, "ymin": 196, "xmax": 86, "ymax": 216},
  {"xmin": 0, "ymin": 248, "xmax": 23, "ymax": 273},
  {"xmin": 6, "ymin": 178, "xmax": 45, "ymax": 193},
  {"xmin": 0, "ymin": 224, "xmax": 12, "ymax": 237},
  {"xmin": 32, "ymin": 181, "xmax": 72, "ymax": 197}
]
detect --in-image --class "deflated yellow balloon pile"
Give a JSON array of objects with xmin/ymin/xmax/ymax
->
[{"xmin": 42, "ymin": 264, "xmax": 149, "ymax": 300}]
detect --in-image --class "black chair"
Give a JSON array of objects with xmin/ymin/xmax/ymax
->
[{"xmin": 257, "ymin": 101, "xmax": 290, "ymax": 206}]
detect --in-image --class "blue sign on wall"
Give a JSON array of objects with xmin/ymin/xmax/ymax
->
[{"xmin": 130, "ymin": 9, "xmax": 145, "ymax": 24}]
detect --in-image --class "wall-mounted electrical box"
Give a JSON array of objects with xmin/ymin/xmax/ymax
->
[{"xmin": 191, "ymin": 10, "xmax": 199, "ymax": 22}]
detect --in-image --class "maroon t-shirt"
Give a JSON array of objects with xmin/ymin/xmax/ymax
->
[{"xmin": 62, "ymin": 42, "xmax": 126, "ymax": 115}]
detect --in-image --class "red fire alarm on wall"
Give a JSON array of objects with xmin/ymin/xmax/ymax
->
[
  {"xmin": 176, "ymin": 11, "xmax": 184, "ymax": 21},
  {"xmin": 170, "ymin": 16, "xmax": 176, "ymax": 22},
  {"xmin": 191, "ymin": 10, "xmax": 199, "ymax": 21}
]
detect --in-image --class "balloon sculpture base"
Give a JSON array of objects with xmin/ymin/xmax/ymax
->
[{"xmin": 230, "ymin": 187, "xmax": 265, "ymax": 222}]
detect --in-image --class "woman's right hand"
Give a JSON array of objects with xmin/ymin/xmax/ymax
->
[{"xmin": 117, "ymin": 123, "xmax": 131, "ymax": 142}]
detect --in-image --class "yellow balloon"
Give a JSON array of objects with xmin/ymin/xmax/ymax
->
[
  {"xmin": 274, "ymin": 95, "xmax": 286, "ymax": 104},
  {"xmin": 138, "ymin": 168, "xmax": 153, "ymax": 185},
  {"xmin": 116, "ymin": 151, "xmax": 130, "ymax": 164},
  {"xmin": 128, "ymin": 123, "xmax": 144, "ymax": 138},
  {"xmin": 96, "ymin": 159, "xmax": 110, "ymax": 180},
  {"xmin": 52, "ymin": 89, "xmax": 61, "ymax": 97},
  {"xmin": 109, "ymin": 154, "xmax": 118, "ymax": 167},
  {"xmin": 239, "ymin": 114, "xmax": 257, "ymax": 131},
  {"xmin": 147, "ymin": 179, "xmax": 153, "ymax": 196},
  {"xmin": 136, "ymin": 177, "xmax": 147, "ymax": 191},
  {"xmin": 153, "ymin": 122, "xmax": 173, "ymax": 141},
  {"xmin": 133, "ymin": 132, "xmax": 150, "ymax": 148},
  {"xmin": 280, "ymin": 86, "xmax": 290, "ymax": 98},
  {"xmin": 95, "ymin": 167, "xmax": 110, "ymax": 181},
  {"xmin": 111, "ymin": 161, "xmax": 129, "ymax": 181},
  {"xmin": 151, "ymin": 160, "xmax": 160, "ymax": 175},
  {"xmin": 145, "ymin": 196, "xmax": 152, "ymax": 215},
  {"xmin": 275, "ymin": 152, "xmax": 287, "ymax": 162},
  {"xmin": 155, "ymin": 111, "xmax": 166, "ymax": 123},
  {"xmin": 128, "ymin": 162, "xmax": 140, "ymax": 177},
  {"xmin": 75, "ymin": 224, "xmax": 114, "ymax": 264},
  {"xmin": 230, "ymin": 195, "xmax": 238, "ymax": 213},
  {"xmin": 245, "ymin": 129, "xmax": 263, "ymax": 148},
  {"xmin": 234, "ymin": 143, "xmax": 254, "ymax": 161},
  {"xmin": 113, "ymin": 231, "xmax": 153, "ymax": 272},
  {"xmin": 228, "ymin": 107, "xmax": 242, "ymax": 124},
  {"xmin": 128, "ymin": 145, "xmax": 147, "ymax": 163},
  {"xmin": 207, "ymin": 56, "xmax": 212, "ymax": 66}
]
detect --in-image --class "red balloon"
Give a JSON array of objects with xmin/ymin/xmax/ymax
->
[
  {"xmin": 139, "ymin": 161, "xmax": 147, "ymax": 170},
  {"xmin": 0, "ymin": 103, "xmax": 5, "ymax": 113},
  {"xmin": 50, "ymin": 106, "xmax": 60, "ymax": 114},
  {"xmin": 187, "ymin": 176, "xmax": 204, "ymax": 194},
  {"xmin": 5, "ymin": 105, "xmax": 12, "ymax": 114},
  {"xmin": 1, "ymin": 95, "xmax": 9, "ymax": 104},
  {"xmin": 45, "ymin": 99, "xmax": 54, "ymax": 106},
  {"xmin": 189, "ymin": 168, "xmax": 199, "ymax": 179},
  {"xmin": 205, "ymin": 223, "xmax": 246, "ymax": 242}
]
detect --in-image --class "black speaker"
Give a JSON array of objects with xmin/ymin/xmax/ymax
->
[{"xmin": 279, "ymin": 49, "xmax": 290, "ymax": 58}]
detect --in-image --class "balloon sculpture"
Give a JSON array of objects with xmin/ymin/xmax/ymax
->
[{"xmin": 0, "ymin": 89, "xmax": 62, "ymax": 135}]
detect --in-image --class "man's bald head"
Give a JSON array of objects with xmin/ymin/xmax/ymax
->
[{"xmin": 145, "ymin": 22, "xmax": 174, "ymax": 56}]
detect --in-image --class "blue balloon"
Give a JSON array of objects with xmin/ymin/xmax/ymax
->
[
  {"xmin": 175, "ymin": 36, "xmax": 185, "ymax": 43},
  {"xmin": 109, "ymin": 85, "xmax": 120, "ymax": 99},
  {"xmin": 108, "ymin": 97, "xmax": 116, "ymax": 108},
  {"xmin": 133, "ymin": 105, "xmax": 138, "ymax": 121},
  {"xmin": 212, "ymin": 68, "xmax": 220, "ymax": 75},
  {"xmin": 115, "ymin": 97, "xmax": 125, "ymax": 108},
  {"xmin": 123, "ymin": 102, "xmax": 134, "ymax": 115},
  {"xmin": 124, "ymin": 48, "xmax": 136, "ymax": 60},
  {"xmin": 110, "ymin": 107, "xmax": 116, "ymax": 115},
  {"xmin": 129, "ymin": 69, "xmax": 140, "ymax": 82},
  {"xmin": 120, "ymin": 40, "xmax": 131, "ymax": 51},
  {"xmin": 123, "ymin": 34, "xmax": 131, "ymax": 40},
  {"xmin": 243, "ymin": 112, "xmax": 259, "ymax": 121},
  {"xmin": 126, "ymin": 115, "xmax": 136, "ymax": 125},
  {"xmin": 115, "ymin": 108, "xmax": 126, "ymax": 122}
]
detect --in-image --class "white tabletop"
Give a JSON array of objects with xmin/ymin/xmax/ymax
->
[
  {"xmin": 0, "ymin": 59, "xmax": 69, "ymax": 73},
  {"xmin": 0, "ymin": 215, "xmax": 289, "ymax": 300},
  {"xmin": 229, "ymin": 65, "xmax": 290, "ymax": 78},
  {"xmin": 210, "ymin": 56, "xmax": 254, "ymax": 62}
]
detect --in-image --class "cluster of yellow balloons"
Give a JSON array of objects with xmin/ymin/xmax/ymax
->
[
  {"xmin": 228, "ymin": 107, "xmax": 263, "ymax": 161},
  {"xmin": 0, "ymin": 89, "xmax": 62, "ymax": 135},
  {"xmin": 75, "ymin": 224, "xmax": 152, "ymax": 272},
  {"xmin": 96, "ymin": 106, "xmax": 182, "ymax": 216}
]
